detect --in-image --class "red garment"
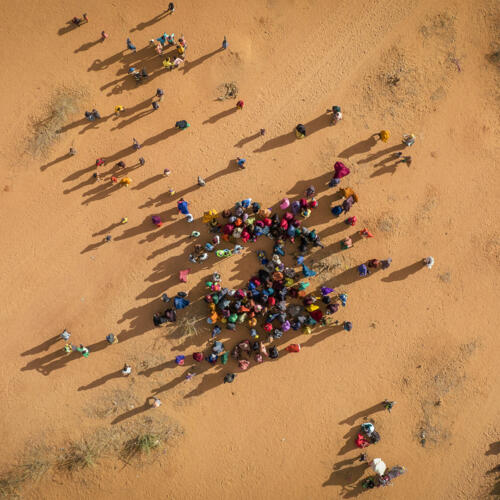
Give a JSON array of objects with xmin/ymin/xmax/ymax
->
[
  {"xmin": 355, "ymin": 433, "xmax": 370, "ymax": 448},
  {"xmin": 193, "ymin": 352, "xmax": 203, "ymax": 362},
  {"xmin": 334, "ymin": 161, "xmax": 350, "ymax": 179},
  {"xmin": 263, "ymin": 218, "xmax": 272, "ymax": 227},
  {"xmin": 236, "ymin": 100, "xmax": 244, "ymax": 109},
  {"xmin": 286, "ymin": 344, "xmax": 301, "ymax": 353},
  {"xmin": 310, "ymin": 309, "xmax": 323, "ymax": 322}
]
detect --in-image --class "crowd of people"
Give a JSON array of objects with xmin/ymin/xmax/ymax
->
[{"xmin": 56, "ymin": 6, "xmax": 438, "ymax": 490}]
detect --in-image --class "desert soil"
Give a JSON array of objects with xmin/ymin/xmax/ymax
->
[{"xmin": 0, "ymin": 0, "xmax": 499, "ymax": 499}]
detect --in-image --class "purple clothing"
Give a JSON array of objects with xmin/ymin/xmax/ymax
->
[{"xmin": 334, "ymin": 161, "xmax": 350, "ymax": 179}]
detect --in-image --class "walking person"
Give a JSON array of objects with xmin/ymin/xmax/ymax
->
[
  {"xmin": 114, "ymin": 105, "xmax": 124, "ymax": 116},
  {"xmin": 122, "ymin": 363, "xmax": 132, "ymax": 376},
  {"xmin": 139, "ymin": 157, "xmax": 146, "ymax": 166},
  {"xmin": 236, "ymin": 100, "xmax": 244, "ymax": 110},
  {"xmin": 167, "ymin": 2, "xmax": 175, "ymax": 13},
  {"xmin": 151, "ymin": 397, "xmax": 162, "ymax": 408},
  {"xmin": 60, "ymin": 329, "xmax": 71, "ymax": 341},
  {"xmin": 101, "ymin": 30, "xmax": 109, "ymax": 41},
  {"xmin": 69, "ymin": 147, "xmax": 77, "ymax": 156},
  {"xmin": 132, "ymin": 138, "xmax": 141, "ymax": 150},
  {"xmin": 152, "ymin": 101, "xmax": 160, "ymax": 110},
  {"xmin": 156, "ymin": 88, "xmax": 164, "ymax": 101},
  {"xmin": 92, "ymin": 109, "xmax": 101, "ymax": 119},
  {"xmin": 222, "ymin": 36, "xmax": 227, "ymax": 49}
]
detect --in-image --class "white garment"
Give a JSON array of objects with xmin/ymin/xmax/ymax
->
[{"xmin": 371, "ymin": 458, "xmax": 387, "ymax": 476}]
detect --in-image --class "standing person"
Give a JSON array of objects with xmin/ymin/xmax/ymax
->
[
  {"xmin": 106, "ymin": 333, "xmax": 118, "ymax": 344},
  {"xmin": 167, "ymin": 2, "xmax": 175, "ymax": 13},
  {"xmin": 423, "ymin": 256, "xmax": 434, "ymax": 269},
  {"xmin": 92, "ymin": 109, "xmax": 101, "ymax": 119},
  {"xmin": 152, "ymin": 101, "xmax": 160, "ymax": 110},
  {"xmin": 120, "ymin": 177, "xmax": 132, "ymax": 187},
  {"xmin": 236, "ymin": 100, "xmax": 244, "ymax": 110},
  {"xmin": 156, "ymin": 88, "xmax": 164, "ymax": 101},
  {"xmin": 116, "ymin": 161, "xmax": 126, "ymax": 169},
  {"xmin": 101, "ymin": 30, "xmax": 109, "ymax": 41},
  {"xmin": 126, "ymin": 37, "xmax": 136, "ymax": 52},
  {"xmin": 77, "ymin": 344, "xmax": 89, "ymax": 357},
  {"xmin": 122, "ymin": 363, "xmax": 132, "ymax": 376},
  {"xmin": 177, "ymin": 198, "xmax": 190, "ymax": 215},
  {"xmin": 376, "ymin": 130, "xmax": 390, "ymax": 142},
  {"xmin": 82, "ymin": 13, "xmax": 88, "ymax": 24},
  {"xmin": 327, "ymin": 105, "xmax": 343, "ymax": 125},
  {"xmin": 95, "ymin": 158, "xmax": 105, "ymax": 167},
  {"xmin": 85, "ymin": 111, "xmax": 95, "ymax": 122},
  {"xmin": 138, "ymin": 157, "xmax": 145, "ymax": 166},
  {"xmin": 132, "ymin": 138, "xmax": 141, "ymax": 150},
  {"xmin": 402, "ymin": 133, "xmax": 416, "ymax": 147},
  {"xmin": 151, "ymin": 397, "xmax": 162, "ymax": 408},
  {"xmin": 382, "ymin": 399, "xmax": 396, "ymax": 412},
  {"xmin": 295, "ymin": 123, "xmax": 306, "ymax": 139},
  {"xmin": 236, "ymin": 157, "xmax": 246, "ymax": 169},
  {"xmin": 60, "ymin": 329, "xmax": 71, "ymax": 341},
  {"xmin": 175, "ymin": 120, "xmax": 190, "ymax": 130},
  {"xmin": 69, "ymin": 147, "xmax": 77, "ymax": 156},
  {"xmin": 114, "ymin": 105, "xmax": 124, "ymax": 116},
  {"xmin": 176, "ymin": 44, "xmax": 185, "ymax": 57},
  {"xmin": 222, "ymin": 36, "xmax": 227, "ymax": 49}
]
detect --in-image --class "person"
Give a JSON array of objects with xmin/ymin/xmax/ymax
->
[
  {"xmin": 152, "ymin": 215, "xmax": 162, "ymax": 227},
  {"xmin": 105, "ymin": 235, "xmax": 112, "ymax": 242},
  {"xmin": 121, "ymin": 217, "xmax": 128, "ymax": 224},
  {"xmin": 382, "ymin": 399, "xmax": 396, "ymax": 412},
  {"xmin": 367, "ymin": 259, "xmax": 380, "ymax": 269},
  {"xmin": 178, "ymin": 36, "xmax": 187, "ymax": 49},
  {"xmin": 139, "ymin": 157, "xmax": 145, "ymax": 166},
  {"xmin": 126, "ymin": 38, "xmax": 136, "ymax": 52},
  {"xmin": 92, "ymin": 109, "xmax": 101, "ymax": 119},
  {"xmin": 82, "ymin": 13, "xmax": 88, "ymax": 23},
  {"xmin": 343, "ymin": 321, "xmax": 353, "ymax": 332},
  {"xmin": 167, "ymin": 2, "xmax": 175, "ymax": 13},
  {"xmin": 132, "ymin": 138, "xmax": 141, "ymax": 150},
  {"xmin": 397, "ymin": 155, "xmax": 412, "ymax": 165},
  {"xmin": 371, "ymin": 458, "xmax": 387, "ymax": 476},
  {"xmin": 260, "ymin": 128, "xmax": 266, "ymax": 136},
  {"xmin": 156, "ymin": 88, "xmax": 164, "ymax": 101},
  {"xmin": 60, "ymin": 329, "xmax": 71, "ymax": 341},
  {"xmin": 85, "ymin": 111, "xmax": 95, "ymax": 121},
  {"xmin": 356, "ymin": 433, "xmax": 370, "ymax": 448},
  {"xmin": 152, "ymin": 101, "xmax": 160, "ymax": 110},
  {"xmin": 106, "ymin": 333, "xmax": 118, "ymax": 344},
  {"xmin": 114, "ymin": 105, "xmax": 124, "ymax": 116},
  {"xmin": 151, "ymin": 397, "xmax": 162, "ymax": 408},
  {"xmin": 236, "ymin": 100, "xmax": 244, "ymax": 110},
  {"xmin": 77, "ymin": 344, "xmax": 89, "ymax": 357},
  {"xmin": 69, "ymin": 147, "xmax": 77, "ymax": 156},
  {"xmin": 173, "ymin": 57, "xmax": 184, "ymax": 67},
  {"xmin": 122, "ymin": 363, "xmax": 132, "ymax": 376},
  {"xmin": 341, "ymin": 236, "xmax": 353, "ymax": 249},
  {"xmin": 327, "ymin": 105, "xmax": 343, "ymax": 125},
  {"xmin": 177, "ymin": 198, "xmax": 190, "ymax": 215},
  {"xmin": 198, "ymin": 176, "xmax": 206, "ymax": 186},
  {"xmin": 295, "ymin": 123, "xmax": 306, "ymax": 139},
  {"xmin": 358, "ymin": 264, "xmax": 369, "ymax": 277},
  {"xmin": 166, "ymin": 33, "xmax": 175, "ymax": 45},
  {"xmin": 423, "ymin": 256, "xmax": 434, "ymax": 269},
  {"xmin": 164, "ymin": 168, "xmax": 171, "ymax": 176},
  {"xmin": 63, "ymin": 343, "xmax": 73, "ymax": 355},
  {"xmin": 163, "ymin": 57, "xmax": 175, "ymax": 70},
  {"xmin": 120, "ymin": 177, "xmax": 132, "ymax": 187},
  {"xmin": 95, "ymin": 158, "xmax": 105, "ymax": 167},
  {"xmin": 222, "ymin": 36, "xmax": 228, "ymax": 49},
  {"xmin": 101, "ymin": 31, "xmax": 109, "ymax": 41},
  {"xmin": 176, "ymin": 44, "xmax": 185, "ymax": 57},
  {"xmin": 402, "ymin": 133, "xmax": 416, "ymax": 147},
  {"xmin": 360, "ymin": 228, "xmax": 374, "ymax": 238},
  {"xmin": 236, "ymin": 157, "xmax": 246, "ymax": 169},
  {"xmin": 224, "ymin": 373, "xmax": 236, "ymax": 383},
  {"xmin": 381, "ymin": 258, "xmax": 392, "ymax": 269},
  {"xmin": 175, "ymin": 120, "xmax": 190, "ymax": 129},
  {"xmin": 345, "ymin": 216, "xmax": 357, "ymax": 226},
  {"xmin": 116, "ymin": 161, "xmax": 126, "ymax": 169},
  {"xmin": 376, "ymin": 130, "xmax": 390, "ymax": 142}
]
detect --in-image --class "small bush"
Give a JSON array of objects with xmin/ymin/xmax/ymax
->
[
  {"xmin": 121, "ymin": 433, "xmax": 160, "ymax": 461},
  {"xmin": 57, "ymin": 440, "xmax": 102, "ymax": 471}
]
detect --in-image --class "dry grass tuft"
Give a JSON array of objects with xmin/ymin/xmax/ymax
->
[
  {"xmin": 26, "ymin": 88, "xmax": 87, "ymax": 158},
  {"xmin": 57, "ymin": 439, "xmax": 103, "ymax": 471}
]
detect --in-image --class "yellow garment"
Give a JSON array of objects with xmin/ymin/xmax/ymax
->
[
  {"xmin": 295, "ymin": 130, "xmax": 305, "ymax": 139},
  {"xmin": 177, "ymin": 46, "xmax": 185, "ymax": 55},
  {"xmin": 306, "ymin": 304, "xmax": 319, "ymax": 312},
  {"xmin": 115, "ymin": 105, "xmax": 124, "ymax": 112},
  {"xmin": 302, "ymin": 326, "xmax": 312, "ymax": 335},
  {"xmin": 379, "ymin": 130, "xmax": 390, "ymax": 142},
  {"xmin": 203, "ymin": 209, "xmax": 218, "ymax": 224},
  {"xmin": 163, "ymin": 58, "xmax": 174, "ymax": 68},
  {"xmin": 121, "ymin": 177, "xmax": 132, "ymax": 186}
]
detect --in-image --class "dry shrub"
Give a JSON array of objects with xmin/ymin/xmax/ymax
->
[{"xmin": 26, "ymin": 88, "xmax": 87, "ymax": 158}]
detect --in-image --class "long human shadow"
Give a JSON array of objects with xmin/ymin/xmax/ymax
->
[
  {"xmin": 203, "ymin": 107, "xmax": 237, "ymax": 124},
  {"xmin": 88, "ymin": 45, "xmax": 152, "ymax": 72},
  {"xmin": 138, "ymin": 359, "xmax": 176, "ymax": 378},
  {"xmin": 338, "ymin": 135, "xmax": 378, "ymax": 158},
  {"xmin": 111, "ymin": 399, "xmax": 151, "ymax": 425},
  {"xmin": 370, "ymin": 162, "xmax": 399, "ymax": 178},
  {"xmin": 338, "ymin": 403, "xmax": 386, "ymax": 425},
  {"xmin": 81, "ymin": 238, "xmax": 109, "ymax": 254},
  {"xmin": 40, "ymin": 154, "xmax": 72, "ymax": 171},
  {"xmin": 58, "ymin": 21, "xmax": 78, "ymax": 36},
  {"xmin": 381, "ymin": 261, "xmax": 423, "ymax": 282},
  {"xmin": 92, "ymin": 221, "xmax": 122, "ymax": 237},
  {"xmin": 234, "ymin": 132, "xmax": 262, "ymax": 148},
  {"xmin": 337, "ymin": 427, "xmax": 359, "ymax": 456},
  {"xmin": 130, "ymin": 10, "xmax": 171, "ymax": 32},
  {"xmin": 21, "ymin": 335, "xmax": 60, "ymax": 356},
  {"xmin": 74, "ymin": 38, "xmax": 104, "ymax": 53},
  {"xmin": 182, "ymin": 47, "xmax": 224, "ymax": 74},
  {"xmin": 81, "ymin": 182, "xmax": 122, "ymax": 206},
  {"xmin": 78, "ymin": 369, "xmax": 123, "ymax": 390},
  {"xmin": 486, "ymin": 441, "xmax": 500, "ymax": 456},
  {"xmin": 110, "ymin": 109, "xmax": 154, "ymax": 130},
  {"xmin": 139, "ymin": 162, "xmax": 237, "ymax": 209},
  {"xmin": 56, "ymin": 113, "xmax": 114, "ymax": 136},
  {"xmin": 322, "ymin": 462, "xmax": 368, "ymax": 498},
  {"xmin": 254, "ymin": 113, "xmax": 331, "ymax": 153},
  {"xmin": 357, "ymin": 143, "xmax": 405, "ymax": 164}
]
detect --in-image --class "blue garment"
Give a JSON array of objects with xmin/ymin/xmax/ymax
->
[
  {"xmin": 302, "ymin": 264, "xmax": 317, "ymax": 277},
  {"xmin": 174, "ymin": 297, "xmax": 190, "ymax": 309},
  {"xmin": 241, "ymin": 198, "xmax": 251, "ymax": 208},
  {"xmin": 178, "ymin": 200, "xmax": 189, "ymax": 215},
  {"xmin": 358, "ymin": 264, "xmax": 369, "ymax": 277},
  {"xmin": 297, "ymin": 256, "xmax": 305, "ymax": 265},
  {"xmin": 127, "ymin": 38, "xmax": 136, "ymax": 51},
  {"xmin": 331, "ymin": 205, "xmax": 343, "ymax": 216}
]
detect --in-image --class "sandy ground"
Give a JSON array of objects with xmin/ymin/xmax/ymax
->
[{"xmin": 0, "ymin": 0, "xmax": 499, "ymax": 498}]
